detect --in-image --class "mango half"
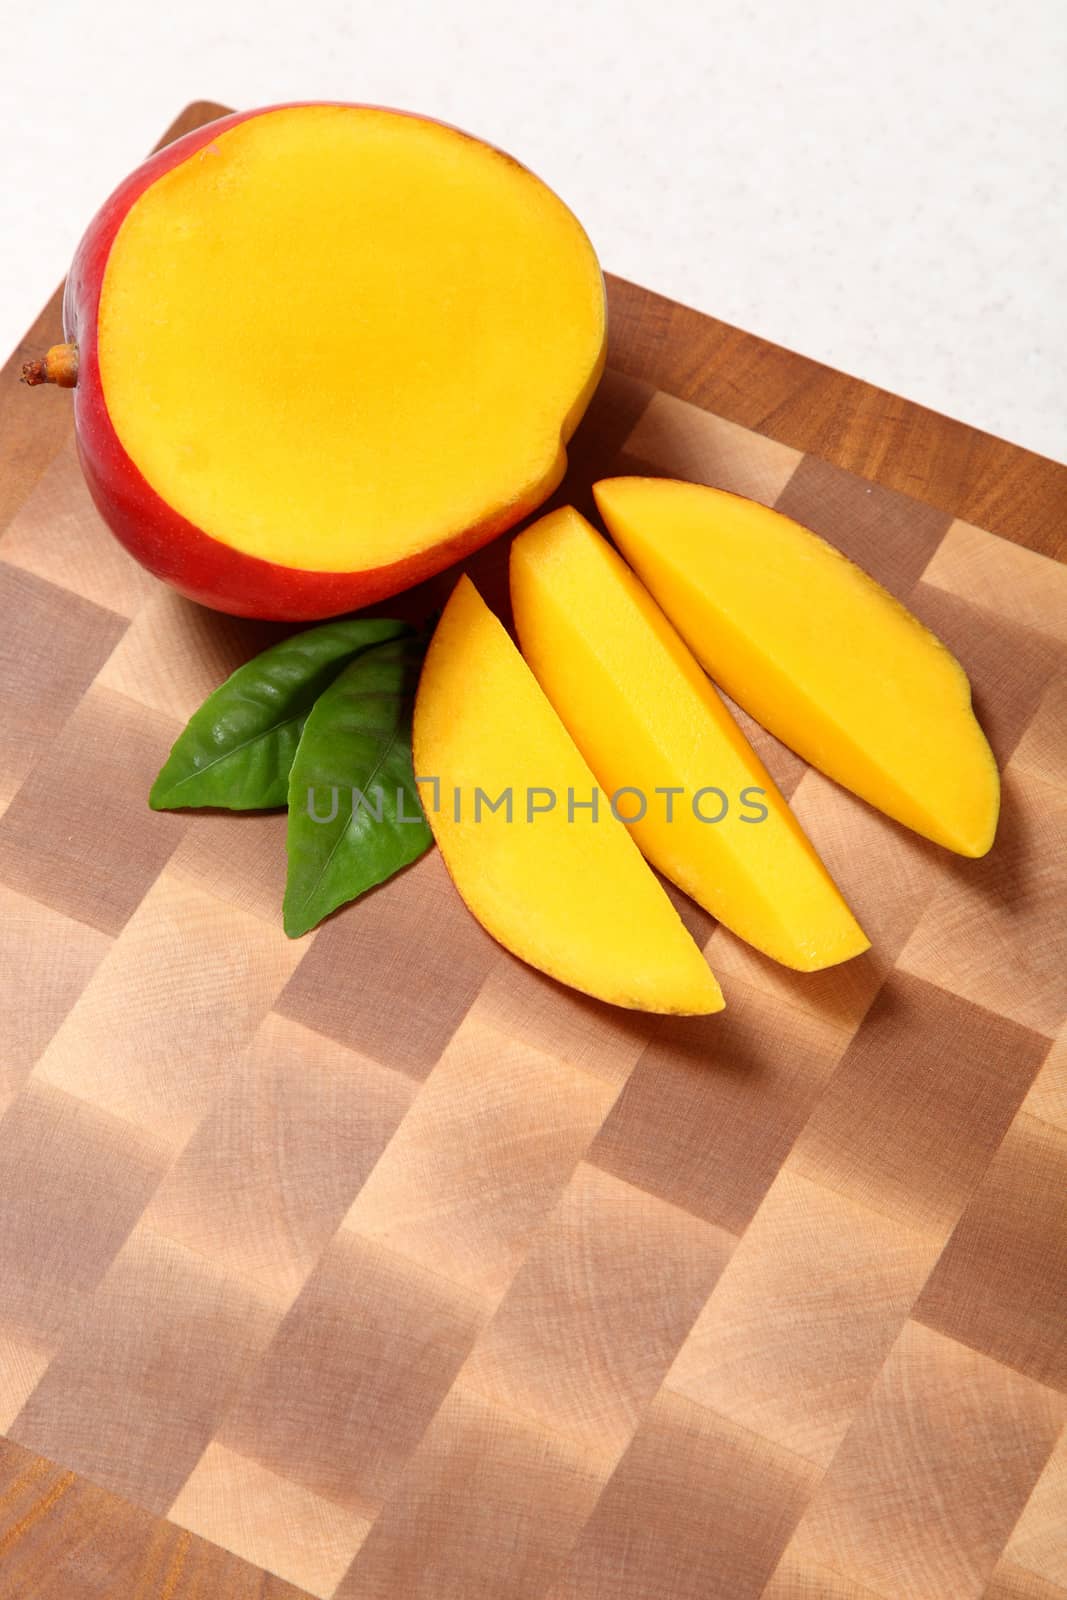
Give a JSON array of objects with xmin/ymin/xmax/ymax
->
[
  {"xmin": 413, "ymin": 577, "xmax": 724, "ymax": 1015},
  {"xmin": 511, "ymin": 508, "xmax": 869, "ymax": 970},
  {"xmin": 595, "ymin": 478, "xmax": 1000, "ymax": 858},
  {"xmin": 31, "ymin": 104, "xmax": 605, "ymax": 619}
]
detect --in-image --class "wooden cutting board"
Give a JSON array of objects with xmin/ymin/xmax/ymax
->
[{"xmin": 0, "ymin": 102, "xmax": 1065, "ymax": 1600}]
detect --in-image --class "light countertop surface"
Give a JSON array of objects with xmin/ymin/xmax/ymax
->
[{"xmin": 4, "ymin": 0, "xmax": 1063, "ymax": 461}]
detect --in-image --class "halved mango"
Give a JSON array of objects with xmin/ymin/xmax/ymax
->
[
  {"xmin": 511, "ymin": 508, "xmax": 869, "ymax": 970},
  {"xmin": 62, "ymin": 104, "xmax": 605, "ymax": 619},
  {"xmin": 594, "ymin": 478, "xmax": 1000, "ymax": 858},
  {"xmin": 413, "ymin": 576, "xmax": 723, "ymax": 1014}
]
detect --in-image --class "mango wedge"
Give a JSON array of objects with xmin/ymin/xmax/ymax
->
[
  {"xmin": 511, "ymin": 508, "xmax": 869, "ymax": 971},
  {"xmin": 594, "ymin": 478, "xmax": 1000, "ymax": 858},
  {"xmin": 413, "ymin": 577, "xmax": 724, "ymax": 1014}
]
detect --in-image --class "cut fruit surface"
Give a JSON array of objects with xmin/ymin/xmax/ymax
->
[
  {"xmin": 58, "ymin": 104, "xmax": 605, "ymax": 618},
  {"xmin": 413, "ymin": 577, "xmax": 724, "ymax": 1015},
  {"xmin": 511, "ymin": 508, "xmax": 869, "ymax": 971},
  {"xmin": 595, "ymin": 478, "xmax": 1000, "ymax": 859}
]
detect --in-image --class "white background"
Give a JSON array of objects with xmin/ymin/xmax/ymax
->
[{"xmin": 4, "ymin": 0, "xmax": 1064, "ymax": 460}]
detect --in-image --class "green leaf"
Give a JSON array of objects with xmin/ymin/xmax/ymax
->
[
  {"xmin": 282, "ymin": 635, "xmax": 432, "ymax": 937},
  {"xmin": 149, "ymin": 617, "xmax": 412, "ymax": 811}
]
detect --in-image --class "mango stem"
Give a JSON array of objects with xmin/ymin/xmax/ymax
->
[{"xmin": 22, "ymin": 342, "xmax": 79, "ymax": 388}]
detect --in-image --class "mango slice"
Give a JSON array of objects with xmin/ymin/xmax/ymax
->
[
  {"xmin": 511, "ymin": 508, "xmax": 869, "ymax": 971},
  {"xmin": 594, "ymin": 478, "xmax": 1000, "ymax": 858},
  {"xmin": 413, "ymin": 577, "xmax": 724, "ymax": 1014}
]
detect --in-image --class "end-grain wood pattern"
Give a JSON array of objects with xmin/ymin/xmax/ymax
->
[{"xmin": 1, "ymin": 102, "xmax": 1065, "ymax": 1600}]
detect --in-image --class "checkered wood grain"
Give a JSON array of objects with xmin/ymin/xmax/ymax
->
[{"xmin": 2, "ymin": 111, "xmax": 1066, "ymax": 1600}]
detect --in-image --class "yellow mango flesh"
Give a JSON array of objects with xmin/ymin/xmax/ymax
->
[
  {"xmin": 511, "ymin": 508, "xmax": 869, "ymax": 971},
  {"xmin": 98, "ymin": 105, "xmax": 605, "ymax": 572},
  {"xmin": 413, "ymin": 577, "xmax": 723, "ymax": 1015},
  {"xmin": 595, "ymin": 478, "xmax": 1000, "ymax": 858}
]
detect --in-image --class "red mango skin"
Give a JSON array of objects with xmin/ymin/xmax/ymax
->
[{"xmin": 65, "ymin": 104, "xmax": 596, "ymax": 621}]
